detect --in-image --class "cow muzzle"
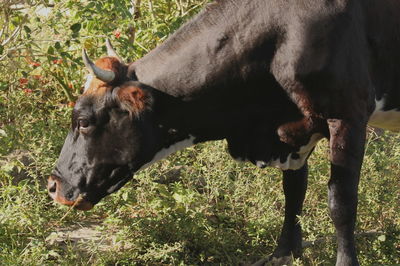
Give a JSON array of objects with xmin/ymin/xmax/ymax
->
[{"xmin": 47, "ymin": 175, "xmax": 94, "ymax": 211}]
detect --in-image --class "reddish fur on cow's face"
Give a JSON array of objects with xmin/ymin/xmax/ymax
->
[
  {"xmin": 83, "ymin": 80, "xmax": 110, "ymax": 96},
  {"xmin": 48, "ymin": 176, "xmax": 94, "ymax": 211},
  {"xmin": 52, "ymin": 192, "xmax": 94, "ymax": 211},
  {"xmin": 116, "ymin": 82, "xmax": 153, "ymax": 116},
  {"xmin": 95, "ymin": 56, "xmax": 122, "ymax": 72},
  {"xmin": 80, "ymin": 56, "xmax": 151, "ymax": 118}
]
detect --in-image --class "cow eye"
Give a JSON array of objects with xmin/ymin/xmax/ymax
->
[{"xmin": 78, "ymin": 119, "xmax": 90, "ymax": 129}]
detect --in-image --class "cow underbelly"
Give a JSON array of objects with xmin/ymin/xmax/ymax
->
[
  {"xmin": 141, "ymin": 132, "xmax": 324, "ymax": 173},
  {"xmin": 369, "ymin": 98, "xmax": 400, "ymax": 131},
  {"xmin": 232, "ymin": 133, "xmax": 323, "ymax": 171}
]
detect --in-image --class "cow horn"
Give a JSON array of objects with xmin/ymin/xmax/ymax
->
[
  {"xmin": 106, "ymin": 39, "xmax": 124, "ymax": 63},
  {"xmin": 82, "ymin": 49, "xmax": 115, "ymax": 83}
]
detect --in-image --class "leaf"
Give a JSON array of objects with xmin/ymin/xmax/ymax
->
[
  {"xmin": 47, "ymin": 46, "xmax": 54, "ymax": 55},
  {"xmin": 70, "ymin": 23, "xmax": 81, "ymax": 33},
  {"xmin": 157, "ymin": 185, "xmax": 171, "ymax": 197},
  {"xmin": 71, "ymin": 32, "xmax": 79, "ymax": 38},
  {"xmin": 47, "ymin": 55, "xmax": 57, "ymax": 62},
  {"xmin": 1, "ymin": 163, "xmax": 14, "ymax": 173},
  {"xmin": 47, "ymin": 250, "xmax": 61, "ymax": 259},
  {"xmin": 0, "ymin": 45, "xmax": 3, "ymax": 55},
  {"xmin": 54, "ymin": 41, "xmax": 61, "ymax": 50},
  {"xmin": 173, "ymin": 193, "xmax": 184, "ymax": 203},
  {"xmin": 24, "ymin": 25, "xmax": 31, "ymax": 33},
  {"xmin": 0, "ymin": 128, "xmax": 6, "ymax": 136},
  {"xmin": 378, "ymin": 235, "xmax": 386, "ymax": 242},
  {"xmin": 86, "ymin": 2, "xmax": 96, "ymax": 9},
  {"xmin": 45, "ymin": 232, "xmax": 61, "ymax": 245},
  {"xmin": 60, "ymin": 52, "xmax": 72, "ymax": 59},
  {"xmin": 83, "ymin": 39, "xmax": 94, "ymax": 49},
  {"xmin": 122, "ymin": 191, "xmax": 129, "ymax": 201}
]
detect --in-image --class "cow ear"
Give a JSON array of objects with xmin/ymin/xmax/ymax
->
[{"xmin": 114, "ymin": 84, "xmax": 153, "ymax": 116}]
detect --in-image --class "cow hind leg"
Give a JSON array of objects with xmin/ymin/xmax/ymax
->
[{"xmin": 328, "ymin": 118, "xmax": 366, "ymax": 266}]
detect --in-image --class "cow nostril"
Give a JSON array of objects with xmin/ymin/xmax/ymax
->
[
  {"xmin": 48, "ymin": 180, "xmax": 57, "ymax": 194},
  {"xmin": 65, "ymin": 190, "xmax": 74, "ymax": 201}
]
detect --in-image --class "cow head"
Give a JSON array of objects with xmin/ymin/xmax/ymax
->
[{"xmin": 48, "ymin": 41, "xmax": 158, "ymax": 210}]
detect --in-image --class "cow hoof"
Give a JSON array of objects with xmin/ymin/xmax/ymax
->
[{"xmin": 251, "ymin": 256, "xmax": 293, "ymax": 266}]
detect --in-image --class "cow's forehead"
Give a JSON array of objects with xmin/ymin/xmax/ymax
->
[{"xmin": 83, "ymin": 76, "xmax": 110, "ymax": 96}]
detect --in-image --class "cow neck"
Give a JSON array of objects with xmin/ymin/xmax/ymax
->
[
  {"xmin": 130, "ymin": 0, "xmax": 280, "ymax": 150},
  {"xmin": 136, "ymin": 89, "xmax": 237, "ymax": 171},
  {"xmin": 150, "ymin": 89, "xmax": 234, "ymax": 147},
  {"xmin": 130, "ymin": 0, "xmax": 277, "ymax": 100}
]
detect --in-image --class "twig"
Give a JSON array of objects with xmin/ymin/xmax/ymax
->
[
  {"xmin": 0, "ymin": 43, "xmax": 25, "ymax": 61},
  {"xmin": 8, "ymin": 6, "xmax": 27, "ymax": 11},
  {"xmin": 132, "ymin": 0, "xmax": 141, "ymax": 19},
  {"xmin": 0, "ymin": 53, "xmax": 8, "ymax": 61},
  {"xmin": 127, "ymin": 25, "xmax": 136, "ymax": 45},
  {"xmin": 182, "ymin": 3, "xmax": 204, "ymax": 17},
  {"xmin": 0, "ymin": 26, "xmax": 5, "ymax": 41},
  {"xmin": 23, "ymin": 35, "xmax": 107, "ymax": 43},
  {"xmin": 40, "ymin": 0, "xmax": 55, "ymax": 8},
  {"xmin": 1, "ymin": 25, "xmax": 21, "ymax": 46},
  {"xmin": 134, "ymin": 40, "xmax": 149, "ymax": 53},
  {"xmin": 58, "ymin": 194, "xmax": 84, "ymax": 223}
]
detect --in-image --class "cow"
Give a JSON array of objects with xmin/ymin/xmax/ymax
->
[{"xmin": 48, "ymin": 0, "xmax": 400, "ymax": 265}]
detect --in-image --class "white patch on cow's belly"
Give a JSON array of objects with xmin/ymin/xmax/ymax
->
[
  {"xmin": 368, "ymin": 98, "xmax": 400, "ymax": 131},
  {"xmin": 264, "ymin": 133, "xmax": 323, "ymax": 171},
  {"xmin": 139, "ymin": 136, "xmax": 195, "ymax": 171}
]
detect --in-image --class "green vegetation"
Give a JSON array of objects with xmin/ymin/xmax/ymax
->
[{"xmin": 0, "ymin": 0, "xmax": 399, "ymax": 265}]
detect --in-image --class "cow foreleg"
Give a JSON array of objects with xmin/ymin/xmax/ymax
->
[
  {"xmin": 328, "ymin": 118, "xmax": 366, "ymax": 266},
  {"xmin": 252, "ymin": 165, "xmax": 308, "ymax": 266},
  {"xmin": 272, "ymin": 164, "xmax": 308, "ymax": 260}
]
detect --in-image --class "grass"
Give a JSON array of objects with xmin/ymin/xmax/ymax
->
[
  {"xmin": 1, "ymin": 117, "xmax": 399, "ymax": 265},
  {"xmin": 1, "ymin": 0, "xmax": 399, "ymax": 265}
]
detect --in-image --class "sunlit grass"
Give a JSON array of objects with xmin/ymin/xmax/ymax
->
[{"xmin": 1, "ymin": 130, "xmax": 399, "ymax": 264}]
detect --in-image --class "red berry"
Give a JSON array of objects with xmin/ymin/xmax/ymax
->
[
  {"xmin": 53, "ymin": 59, "xmax": 63, "ymax": 64},
  {"xmin": 30, "ymin": 61, "xmax": 41, "ymax": 67},
  {"xmin": 114, "ymin": 30, "xmax": 121, "ymax": 39},
  {"xmin": 19, "ymin": 78, "xmax": 29, "ymax": 85}
]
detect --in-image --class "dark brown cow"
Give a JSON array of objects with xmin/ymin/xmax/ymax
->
[{"xmin": 49, "ymin": 1, "xmax": 400, "ymax": 265}]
